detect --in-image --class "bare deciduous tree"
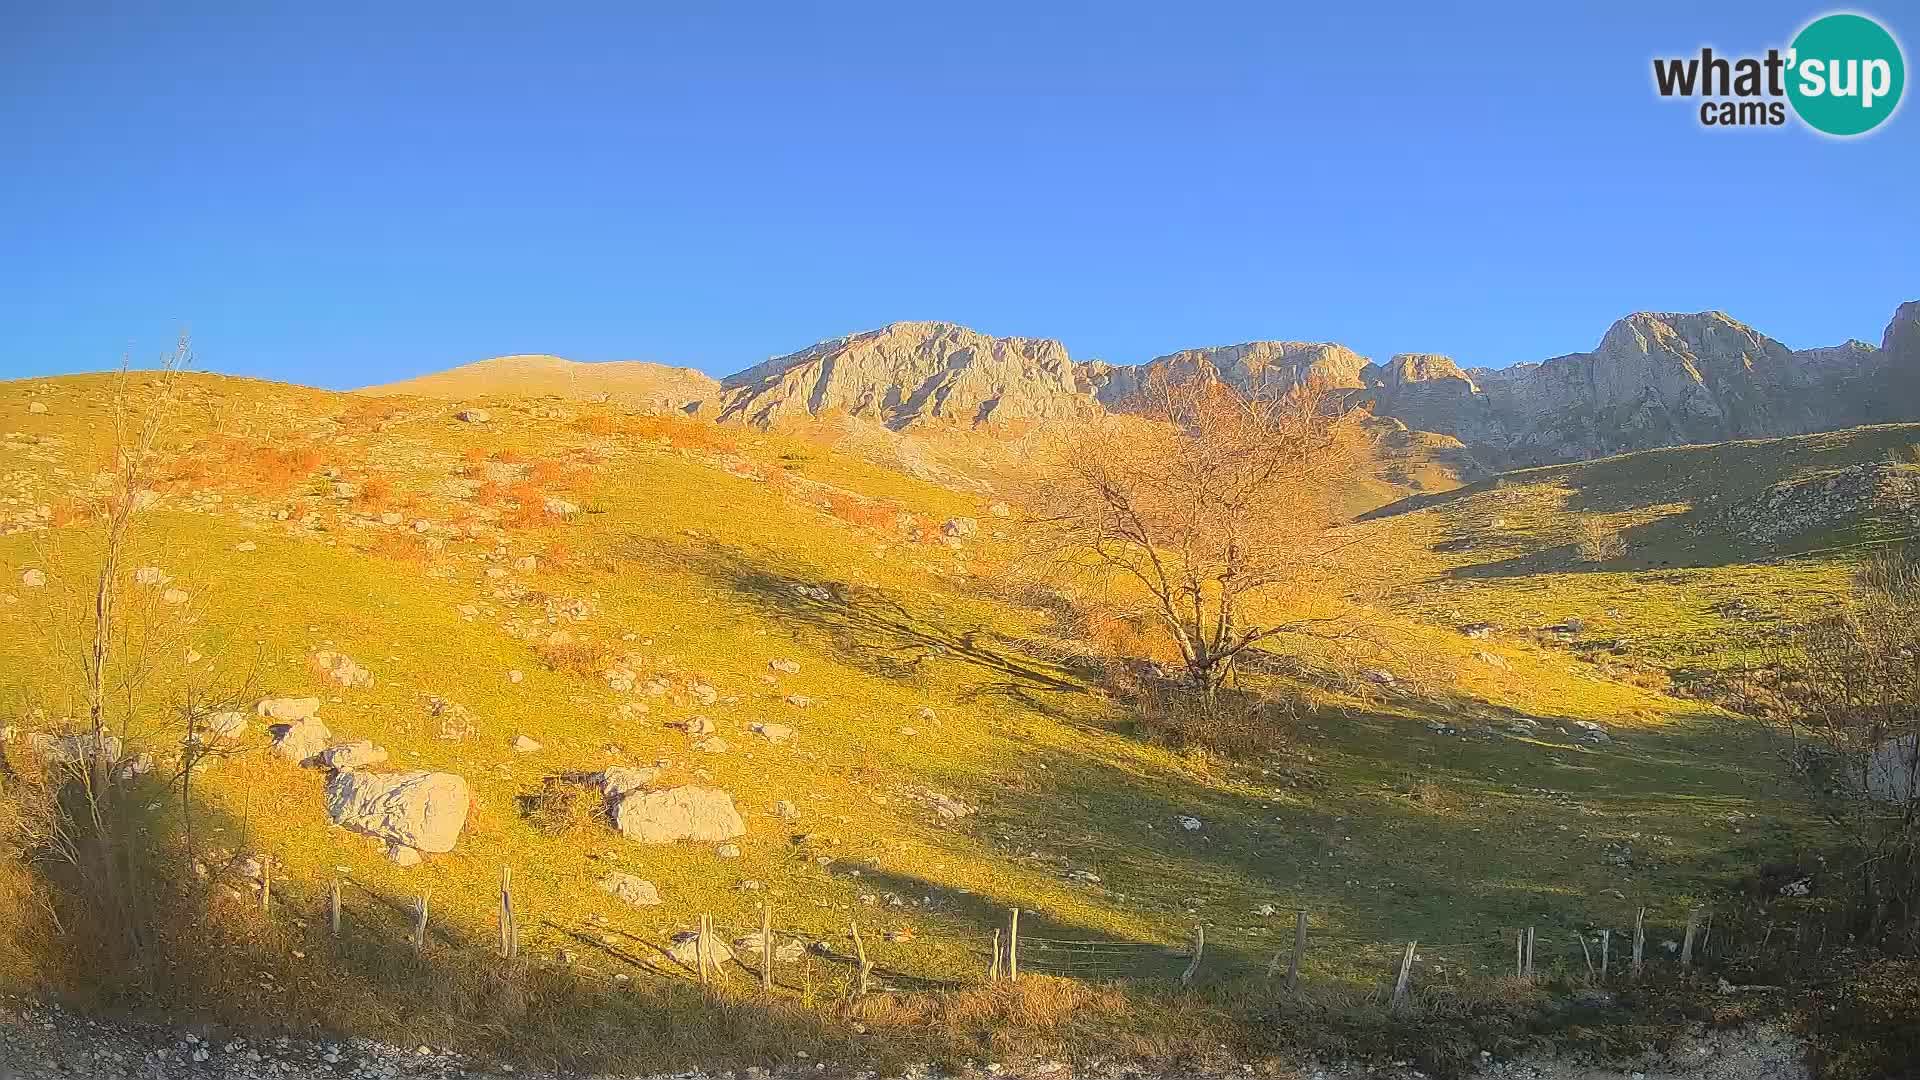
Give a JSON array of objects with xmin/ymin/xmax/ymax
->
[
  {"xmin": 1022, "ymin": 369, "xmax": 1370, "ymax": 697},
  {"xmin": 1756, "ymin": 546, "xmax": 1920, "ymax": 940}
]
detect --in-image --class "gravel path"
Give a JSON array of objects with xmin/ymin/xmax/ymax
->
[{"xmin": 0, "ymin": 998, "xmax": 1808, "ymax": 1080}]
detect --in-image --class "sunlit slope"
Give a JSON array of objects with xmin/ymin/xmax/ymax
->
[
  {"xmin": 1, "ymin": 372, "xmax": 1823, "ymax": 1021},
  {"xmin": 358, "ymin": 354, "xmax": 718, "ymax": 409},
  {"xmin": 1370, "ymin": 423, "xmax": 1920, "ymax": 694}
]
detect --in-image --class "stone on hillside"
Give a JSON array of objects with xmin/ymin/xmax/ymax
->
[
  {"xmin": 749, "ymin": 722, "xmax": 793, "ymax": 744},
  {"xmin": 318, "ymin": 740, "xmax": 389, "ymax": 771},
  {"xmin": 543, "ymin": 497, "xmax": 580, "ymax": 517},
  {"xmin": 732, "ymin": 931, "xmax": 805, "ymax": 963},
  {"xmin": 426, "ymin": 696, "xmax": 478, "ymax": 741},
  {"xmin": 612, "ymin": 785, "xmax": 745, "ymax": 844},
  {"xmin": 1176, "ymin": 815, "xmax": 1203, "ymax": 831},
  {"xmin": 312, "ymin": 651, "xmax": 373, "ymax": 689},
  {"xmin": 598, "ymin": 872, "xmax": 662, "ymax": 907},
  {"xmin": 1473, "ymin": 650, "xmax": 1508, "ymax": 670},
  {"xmin": 683, "ymin": 715, "xmax": 716, "ymax": 736},
  {"xmin": 270, "ymin": 718, "xmax": 332, "ymax": 764},
  {"xmin": 666, "ymin": 930, "xmax": 733, "ymax": 968},
  {"xmin": 989, "ymin": 501, "xmax": 1011, "ymax": 518},
  {"xmin": 30, "ymin": 731, "xmax": 123, "ymax": 767},
  {"xmin": 325, "ymin": 770, "xmax": 471, "ymax": 853},
  {"xmin": 387, "ymin": 842, "xmax": 422, "ymax": 867},
  {"xmin": 1571, "ymin": 720, "xmax": 1611, "ymax": 745},
  {"xmin": 28, "ymin": 401, "xmax": 47, "ymax": 414},
  {"xmin": 784, "ymin": 694, "xmax": 812, "ymax": 708},
  {"xmin": 774, "ymin": 799, "xmax": 800, "ymax": 822},
  {"xmin": 716, "ymin": 843, "xmax": 741, "ymax": 858},
  {"xmin": 597, "ymin": 765, "xmax": 660, "ymax": 798},
  {"xmin": 768, "ymin": 658, "xmax": 800, "ymax": 675},
  {"xmin": 694, "ymin": 736, "xmax": 729, "ymax": 754},
  {"xmin": 508, "ymin": 669, "xmax": 523, "ymax": 684},
  {"xmin": 257, "ymin": 697, "xmax": 322, "ymax": 722},
  {"xmin": 943, "ymin": 516, "xmax": 978, "ymax": 538},
  {"xmin": 690, "ymin": 683, "xmax": 718, "ymax": 706},
  {"xmin": 205, "ymin": 711, "xmax": 248, "ymax": 739},
  {"xmin": 162, "ymin": 588, "xmax": 190, "ymax": 606},
  {"xmin": 904, "ymin": 788, "xmax": 975, "ymax": 822},
  {"xmin": 511, "ymin": 734, "xmax": 542, "ymax": 753},
  {"xmin": 1460, "ymin": 622, "xmax": 1495, "ymax": 639},
  {"xmin": 20, "ymin": 568, "xmax": 46, "ymax": 588},
  {"xmin": 234, "ymin": 541, "xmax": 257, "ymax": 552},
  {"xmin": 134, "ymin": 566, "xmax": 170, "ymax": 586},
  {"xmin": 454, "ymin": 408, "xmax": 490, "ymax": 423}
]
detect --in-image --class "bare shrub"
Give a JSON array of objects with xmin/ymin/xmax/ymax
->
[
  {"xmin": 1757, "ymin": 545, "xmax": 1920, "ymax": 940},
  {"xmin": 1570, "ymin": 518, "xmax": 1627, "ymax": 564}
]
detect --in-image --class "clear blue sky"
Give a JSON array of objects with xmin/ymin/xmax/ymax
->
[{"xmin": 2, "ymin": 2, "xmax": 1913, "ymax": 387}]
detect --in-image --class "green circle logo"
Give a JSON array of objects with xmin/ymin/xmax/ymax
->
[{"xmin": 1788, "ymin": 13, "xmax": 1905, "ymax": 136}]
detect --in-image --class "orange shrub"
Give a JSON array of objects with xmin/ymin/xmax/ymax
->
[
  {"xmin": 49, "ymin": 497, "xmax": 95, "ymax": 527},
  {"xmin": 353, "ymin": 474, "xmax": 395, "ymax": 511},
  {"xmin": 533, "ymin": 638, "xmax": 608, "ymax": 677},
  {"xmin": 501, "ymin": 482, "xmax": 556, "ymax": 530},
  {"xmin": 366, "ymin": 532, "xmax": 432, "ymax": 565},
  {"xmin": 618, "ymin": 415, "xmax": 739, "ymax": 454},
  {"xmin": 573, "ymin": 413, "xmax": 617, "ymax": 436}
]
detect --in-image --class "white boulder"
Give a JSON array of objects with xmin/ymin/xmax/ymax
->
[
  {"xmin": 325, "ymin": 770, "xmax": 471, "ymax": 853},
  {"xmin": 612, "ymin": 785, "xmax": 745, "ymax": 844}
]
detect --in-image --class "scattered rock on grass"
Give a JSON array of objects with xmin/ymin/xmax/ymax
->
[
  {"xmin": 318, "ymin": 740, "xmax": 389, "ymax": 771},
  {"xmin": 269, "ymin": 716, "xmax": 332, "ymax": 764},
  {"xmin": 598, "ymin": 872, "xmax": 662, "ymax": 907},
  {"xmin": 511, "ymin": 734, "xmax": 542, "ymax": 753},
  {"xmin": 613, "ymin": 785, "xmax": 745, "ymax": 844}
]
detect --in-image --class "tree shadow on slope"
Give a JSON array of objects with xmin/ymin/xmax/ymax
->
[{"xmin": 677, "ymin": 539, "xmax": 1089, "ymax": 695}]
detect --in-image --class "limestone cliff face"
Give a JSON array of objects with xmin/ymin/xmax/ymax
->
[
  {"xmin": 1079, "ymin": 341, "xmax": 1369, "ymax": 408},
  {"xmin": 1363, "ymin": 306, "xmax": 1919, "ymax": 467},
  {"xmin": 716, "ymin": 321, "xmax": 1090, "ymax": 429},
  {"xmin": 706, "ymin": 304, "xmax": 1918, "ymax": 464}
]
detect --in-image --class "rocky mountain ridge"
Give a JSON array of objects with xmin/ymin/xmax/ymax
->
[{"xmin": 364, "ymin": 302, "xmax": 1918, "ymax": 468}]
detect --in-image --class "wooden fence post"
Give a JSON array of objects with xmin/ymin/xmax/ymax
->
[
  {"xmin": 697, "ymin": 914, "xmax": 711, "ymax": 986},
  {"xmin": 1290, "ymin": 907, "xmax": 1305, "ymax": 983},
  {"xmin": 260, "ymin": 855, "xmax": 271, "ymax": 914},
  {"xmin": 1391, "ymin": 941, "xmax": 1417, "ymax": 1011},
  {"xmin": 1681, "ymin": 908, "xmax": 1701, "ymax": 970},
  {"xmin": 761, "ymin": 901, "xmax": 774, "ymax": 994},
  {"xmin": 413, "ymin": 893, "xmax": 428, "ymax": 951},
  {"xmin": 498, "ymin": 867, "xmax": 517, "ymax": 960},
  {"xmin": 991, "ymin": 928, "xmax": 1002, "ymax": 982},
  {"xmin": 1525, "ymin": 926, "xmax": 1536, "ymax": 980},
  {"xmin": 1578, "ymin": 932, "xmax": 1597, "ymax": 982},
  {"xmin": 850, "ymin": 918, "xmax": 871, "ymax": 996},
  {"xmin": 1633, "ymin": 910, "xmax": 1649, "ymax": 976},
  {"xmin": 1514, "ymin": 929, "xmax": 1525, "ymax": 979},
  {"xmin": 1181, "ymin": 924, "xmax": 1205, "ymax": 986},
  {"xmin": 1600, "ymin": 928, "xmax": 1611, "ymax": 981},
  {"xmin": 329, "ymin": 878, "xmax": 341, "ymax": 938},
  {"xmin": 1008, "ymin": 907, "xmax": 1019, "ymax": 982}
]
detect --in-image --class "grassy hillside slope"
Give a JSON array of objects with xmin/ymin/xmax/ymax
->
[{"xmin": 0, "ymin": 373, "xmax": 1844, "ymax": 1070}]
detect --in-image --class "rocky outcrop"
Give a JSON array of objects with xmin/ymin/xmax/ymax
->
[
  {"xmin": 1081, "ymin": 341, "xmax": 1369, "ymax": 408},
  {"xmin": 718, "ymin": 322, "xmax": 1091, "ymax": 429},
  {"xmin": 611, "ymin": 785, "xmax": 745, "ymax": 844},
  {"xmin": 1360, "ymin": 305, "xmax": 1920, "ymax": 467},
  {"xmin": 324, "ymin": 770, "xmax": 471, "ymax": 854}
]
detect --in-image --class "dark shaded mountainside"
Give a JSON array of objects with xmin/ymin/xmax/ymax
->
[{"xmin": 368, "ymin": 301, "xmax": 1920, "ymax": 471}]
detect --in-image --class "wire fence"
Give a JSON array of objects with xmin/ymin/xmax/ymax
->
[{"xmin": 251, "ymin": 860, "xmax": 1868, "ymax": 1006}]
